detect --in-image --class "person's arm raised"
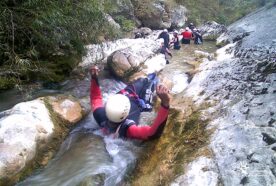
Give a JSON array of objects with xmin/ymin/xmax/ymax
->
[{"xmin": 90, "ymin": 66, "xmax": 103, "ymax": 111}]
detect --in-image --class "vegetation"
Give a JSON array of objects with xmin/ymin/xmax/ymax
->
[
  {"xmin": 0, "ymin": 0, "xmax": 120, "ymax": 90},
  {"xmin": 174, "ymin": 0, "xmax": 275, "ymax": 25},
  {"xmin": 1, "ymin": 0, "xmax": 273, "ymax": 91},
  {"xmin": 114, "ymin": 16, "xmax": 135, "ymax": 32}
]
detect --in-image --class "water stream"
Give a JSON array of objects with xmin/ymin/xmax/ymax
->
[{"xmin": 15, "ymin": 41, "xmax": 217, "ymax": 186}]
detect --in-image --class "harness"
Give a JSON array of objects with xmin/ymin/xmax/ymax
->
[{"xmin": 119, "ymin": 74, "xmax": 158, "ymax": 112}]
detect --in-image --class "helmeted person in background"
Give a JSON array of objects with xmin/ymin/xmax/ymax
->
[
  {"xmin": 160, "ymin": 40, "xmax": 172, "ymax": 64},
  {"xmin": 193, "ymin": 28, "xmax": 203, "ymax": 45},
  {"xmin": 181, "ymin": 27, "xmax": 193, "ymax": 44},
  {"xmin": 171, "ymin": 30, "xmax": 181, "ymax": 50},
  {"xmin": 188, "ymin": 22, "xmax": 195, "ymax": 31},
  {"xmin": 90, "ymin": 66, "xmax": 171, "ymax": 140},
  {"xmin": 157, "ymin": 29, "xmax": 170, "ymax": 49}
]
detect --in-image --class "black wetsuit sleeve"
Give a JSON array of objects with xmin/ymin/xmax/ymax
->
[
  {"xmin": 119, "ymin": 120, "xmax": 135, "ymax": 138},
  {"xmin": 93, "ymin": 107, "xmax": 108, "ymax": 127}
]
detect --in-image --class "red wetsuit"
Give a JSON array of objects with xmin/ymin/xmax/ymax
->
[
  {"xmin": 181, "ymin": 31, "xmax": 192, "ymax": 39},
  {"xmin": 90, "ymin": 79, "xmax": 169, "ymax": 140}
]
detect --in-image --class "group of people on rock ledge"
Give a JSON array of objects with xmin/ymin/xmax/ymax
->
[{"xmin": 157, "ymin": 23, "xmax": 203, "ymax": 64}]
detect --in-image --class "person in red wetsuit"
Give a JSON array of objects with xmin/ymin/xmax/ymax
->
[
  {"xmin": 181, "ymin": 27, "xmax": 193, "ymax": 44},
  {"xmin": 90, "ymin": 66, "xmax": 170, "ymax": 140}
]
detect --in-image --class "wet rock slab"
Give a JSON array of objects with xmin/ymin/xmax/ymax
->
[
  {"xmin": 173, "ymin": 6, "xmax": 276, "ymax": 186},
  {"xmin": 0, "ymin": 96, "xmax": 87, "ymax": 185}
]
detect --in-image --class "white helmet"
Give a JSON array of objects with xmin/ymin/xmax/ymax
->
[{"xmin": 105, "ymin": 94, "xmax": 131, "ymax": 123}]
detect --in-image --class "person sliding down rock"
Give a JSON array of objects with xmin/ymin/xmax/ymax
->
[{"xmin": 90, "ymin": 66, "xmax": 171, "ymax": 140}]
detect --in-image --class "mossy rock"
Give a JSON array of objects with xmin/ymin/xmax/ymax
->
[
  {"xmin": 39, "ymin": 54, "xmax": 81, "ymax": 83},
  {"xmin": 128, "ymin": 107, "xmax": 212, "ymax": 185},
  {"xmin": 0, "ymin": 77, "xmax": 16, "ymax": 90}
]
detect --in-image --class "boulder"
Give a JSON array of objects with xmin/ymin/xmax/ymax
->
[
  {"xmin": 132, "ymin": 27, "xmax": 152, "ymax": 38},
  {"xmin": 109, "ymin": 0, "xmax": 141, "ymax": 27},
  {"xmin": 48, "ymin": 96, "xmax": 84, "ymax": 124},
  {"xmin": 171, "ymin": 5, "xmax": 188, "ymax": 28},
  {"xmin": 80, "ymin": 38, "xmax": 159, "ymax": 69},
  {"xmin": 194, "ymin": 50, "xmax": 214, "ymax": 60},
  {"xmin": 0, "ymin": 96, "xmax": 86, "ymax": 185},
  {"xmin": 199, "ymin": 21, "xmax": 227, "ymax": 41},
  {"xmin": 132, "ymin": 0, "xmax": 171, "ymax": 29},
  {"xmin": 107, "ymin": 50, "xmax": 138, "ymax": 79},
  {"xmin": 107, "ymin": 39, "xmax": 161, "ymax": 80}
]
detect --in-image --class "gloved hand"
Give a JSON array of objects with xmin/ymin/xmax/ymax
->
[
  {"xmin": 156, "ymin": 84, "xmax": 170, "ymax": 108},
  {"xmin": 90, "ymin": 66, "xmax": 100, "ymax": 79}
]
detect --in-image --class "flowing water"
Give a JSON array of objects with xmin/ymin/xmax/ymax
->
[
  {"xmin": 0, "ymin": 84, "xmax": 64, "ymax": 112},
  {"xmin": 16, "ymin": 41, "xmax": 217, "ymax": 186}
]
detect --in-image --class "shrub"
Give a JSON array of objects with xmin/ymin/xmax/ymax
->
[{"xmin": 0, "ymin": 0, "xmax": 120, "ymax": 89}]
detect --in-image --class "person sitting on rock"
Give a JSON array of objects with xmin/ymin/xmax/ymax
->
[
  {"xmin": 157, "ymin": 29, "xmax": 170, "ymax": 49},
  {"xmin": 160, "ymin": 40, "xmax": 172, "ymax": 64},
  {"xmin": 181, "ymin": 27, "xmax": 193, "ymax": 44},
  {"xmin": 193, "ymin": 29, "xmax": 203, "ymax": 45},
  {"xmin": 170, "ymin": 30, "xmax": 181, "ymax": 50},
  {"xmin": 90, "ymin": 66, "xmax": 171, "ymax": 140}
]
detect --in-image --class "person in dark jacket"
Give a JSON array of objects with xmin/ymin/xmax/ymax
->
[
  {"xmin": 160, "ymin": 41, "xmax": 172, "ymax": 64},
  {"xmin": 193, "ymin": 29, "xmax": 203, "ymax": 44},
  {"xmin": 90, "ymin": 66, "xmax": 171, "ymax": 140},
  {"xmin": 157, "ymin": 29, "xmax": 170, "ymax": 48},
  {"xmin": 188, "ymin": 23, "xmax": 195, "ymax": 31},
  {"xmin": 171, "ymin": 31, "xmax": 181, "ymax": 50}
]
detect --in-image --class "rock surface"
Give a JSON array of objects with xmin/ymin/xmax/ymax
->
[
  {"xmin": 132, "ymin": 27, "xmax": 152, "ymax": 38},
  {"xmin": 0, "ymin": 96, "xmax": 86, "ymax": 185},
  {"xmin": 80, "ymin": 38, "xmax": 160, "ymax": 69},
  {"xmin": 170, "ymin": 5, "xmax": 188, "ymax": 28},
  {"xmin": 132, "ymin": 0, "xmax": 171, "ymax": 29},
  {"xmin": 199, "ymin": 21, "xmax": 227, "ymax": 41},
  {"xmin": 173, "ymin": 6, "xmax": 276, "ymax": 186},
  {"xmin": 171, "ymin": 157, "xmax": 219, "ymax": 186},
  {"xmin": 217, "ymin": 6, "xmax": 276, "ymax": 48},
  {"xmin": 48, "ymin": 96, "xmax": 84, "ymax": 124}
]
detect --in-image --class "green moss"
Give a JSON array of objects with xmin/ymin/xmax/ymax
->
[
  {"xmin": 114, "ymin": 16, "xmax": 135, "ymax": 32},
  {"xmin": 127, "ymin": 108, "xmax": 212, "ymax": 186},
  {"xmin": 0, "ymin": 77, "xmax": 16, "ymax": 90},
  {"xmin": 39, "ymin": 54, "xmax": 81, "ymax": 83}
]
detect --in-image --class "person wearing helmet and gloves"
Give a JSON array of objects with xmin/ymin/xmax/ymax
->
[
  {"xmin": 90, "ymin": 66, "xmax": 170, "ymax": 140},
  {"xmin": 157, "ymin": 29, "xmax": 170, "ymax": 49},
  {"xmin": 170, "ymin": 30, "xmax": 181, "ymax": 50}
]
